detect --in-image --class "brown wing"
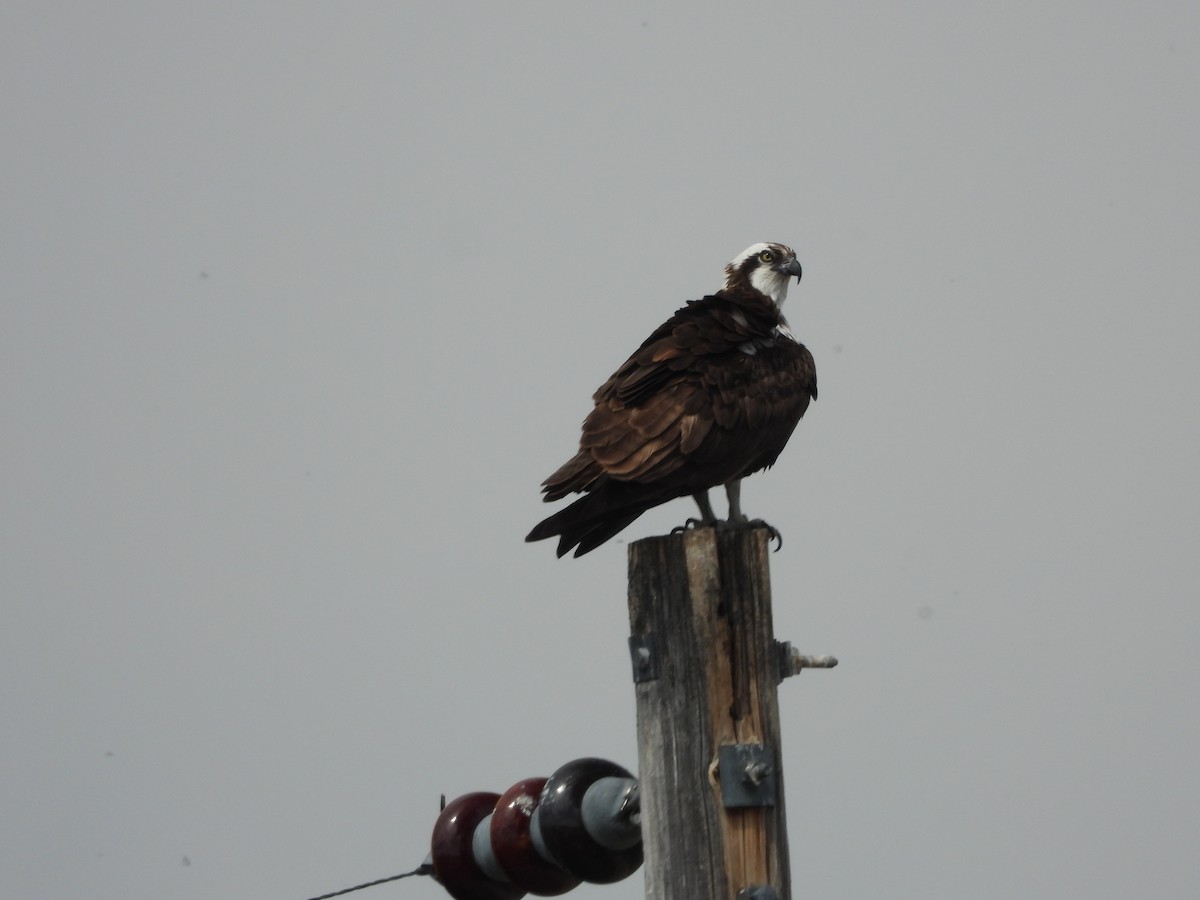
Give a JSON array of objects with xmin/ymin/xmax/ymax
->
[{"xmin": 541, "ymin": 295, "xmax": 815, "ymax": 499}]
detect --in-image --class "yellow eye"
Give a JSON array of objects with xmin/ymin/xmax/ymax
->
[{"xmin": 759, "ymin": 250, "xmax": 774, "ymax": 263}]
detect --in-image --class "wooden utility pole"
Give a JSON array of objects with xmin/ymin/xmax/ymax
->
[{"xmin": 627, "ymin": 527, "xmax": 825, "ymax": 900}]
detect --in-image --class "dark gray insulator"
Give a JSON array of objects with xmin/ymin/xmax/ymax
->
[{"xmin": 580, "ymin": 776, "xmax": 641, "ymax": 850}]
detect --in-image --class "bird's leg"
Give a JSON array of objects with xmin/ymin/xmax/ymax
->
[
  {"xmin": 723, "ymin": 479, "xmax": 783, "ymax": 551},
  {"xmin": 725, "ymin": 479, "xmax": 747, "ymax": 523},
  {"xmin": 693, "ymin": 490, "xmax": 718, "ymax": 524},
  {"xmin": 671, "ymin": 490, "xmax": 719, "ymax": 534}
]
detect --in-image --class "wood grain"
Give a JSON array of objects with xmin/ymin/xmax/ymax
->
[{"xmin": 628, "ymin": 527, "xmax": 790, "ymax": 900}]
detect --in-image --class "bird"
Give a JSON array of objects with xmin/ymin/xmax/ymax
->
[{"xmin": 526, "ymin": 241, "xmax": 817, "ymax": 558}]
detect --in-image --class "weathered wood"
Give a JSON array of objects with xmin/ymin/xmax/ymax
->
[{"xmin": 627, "ymin": 527, "xmax": 790, "ymax": 900}]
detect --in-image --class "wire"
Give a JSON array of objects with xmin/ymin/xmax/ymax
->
[{"xmin": 305, "ymin": 862, "xmax": 432, "ymax": 900}]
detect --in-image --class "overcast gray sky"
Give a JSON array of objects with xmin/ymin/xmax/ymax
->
[{"xmin": 3, "ymin": 3, "xmax": 1198, "ymax": 899}]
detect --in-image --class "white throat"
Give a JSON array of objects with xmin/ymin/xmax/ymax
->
[{"xmin": 747, "ymin": 266, "xmax": 791, "ymax": 307}]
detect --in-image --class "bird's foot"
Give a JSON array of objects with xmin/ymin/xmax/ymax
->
[
  {"xmin": 749, "ymin": 519, "xmax": 783, "ymax": 551},
  {"xmin": 673, "ymin": 517, "xmax": 782, "ymax": 551},
  {"xmin": 670, "ymin": 517, "xmax": 718, "ymax": 535},
  {"xmin": 720, "ymin": 516, "xmax": 783, "ymax": 551}
]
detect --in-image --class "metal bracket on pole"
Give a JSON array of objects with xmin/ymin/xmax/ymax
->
[
  {"xmin": 738, "ymin": 887, "xmax": 781, "ymax": 900},
  {"xmin": 717, "ymin": 744, "xmax": 777, "ymax": 808},
  {"xmin": 628, "ymin": 633, "xmax": 659, "ymax": 683}
]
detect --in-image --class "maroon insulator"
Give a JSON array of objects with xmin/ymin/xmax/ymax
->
[
  {"xmin": 536, "ymin": 758, "xmax": 643, "ymax": 884},
  {"xmin": 430, "ymin": 792, "xmax": 525, "ymax": 900},
  {"xmin": 490, "ymin": 778, "xmax": 582, "ymax": 896}
]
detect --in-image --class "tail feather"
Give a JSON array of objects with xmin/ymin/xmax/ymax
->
[
  {"xmin": 559, "ymin": 508, "xmax": 647, "ymax": 558},
  {"xmin": 526, "ymin": 482, "xmax": 671, "ymax": 557}
]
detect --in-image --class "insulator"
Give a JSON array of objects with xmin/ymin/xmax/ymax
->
[
  {"xmin": 579, "ymin": 776, "xmax": 641, "ymax": 850},
  {"xmin": 533, "ymin": 758, "xmax": 643, "ymax": 884},
  {"xmin": 472, "ymin": 814, "xmax": 510, "ymax": 883},
  {"xmin": 490, "ymin": 778, "xmax": 581, "ymax": 896},
  {"xmin": 430, "ymin": 792, "xmax": 525, "ymax": 900}
]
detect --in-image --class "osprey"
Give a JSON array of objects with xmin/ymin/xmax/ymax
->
[{"xmin": 526, "ymin": 242, "xmax": 817, "ymax": 557}]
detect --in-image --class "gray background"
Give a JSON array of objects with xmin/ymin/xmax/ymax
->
[{"xmin": 3, "ymin": 3, "xmax": 1197, "ymax": 898}]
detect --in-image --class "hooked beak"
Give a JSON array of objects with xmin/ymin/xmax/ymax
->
[{"xmin": 781, "ymin": 257, "xmax": 802, "ymax": 282}]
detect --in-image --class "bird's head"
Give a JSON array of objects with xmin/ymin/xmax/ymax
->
[{"xmin": 723, "ymin": 242, "xmax": 802, "ymax": 306}]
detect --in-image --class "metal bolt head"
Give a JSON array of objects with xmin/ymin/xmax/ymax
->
[{"xmin": 743, "ymin": 761, "xmax": 774, "ymax": 786}]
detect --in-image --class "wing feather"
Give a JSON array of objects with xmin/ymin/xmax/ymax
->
[
  {"xmin": 678, "ymin": 412, "xmax": 713, "ymax": 455},
  {"xmin": 538, "ymin": 294, "xmax": 816, "ymax": 499}
]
